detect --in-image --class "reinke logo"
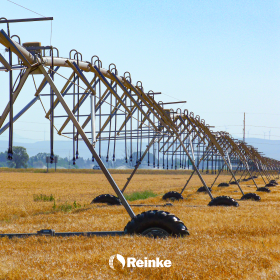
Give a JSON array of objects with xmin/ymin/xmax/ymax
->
[
  {"xmin": 109, "ymin": 254, "xmax": 126, "ymax": 270},
  {"xmin": 109, "ymin": 254, "xmax": 172, "ymax": 269}
]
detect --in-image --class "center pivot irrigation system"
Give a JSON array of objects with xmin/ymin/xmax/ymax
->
[{"xmin": 0, "ymin": 17, "xmax": 279, "ymax": 238}]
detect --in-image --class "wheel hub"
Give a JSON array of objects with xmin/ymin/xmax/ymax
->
[{"xmin": 141, "ymin": 227, "xmax": 170, "ymax": 238}]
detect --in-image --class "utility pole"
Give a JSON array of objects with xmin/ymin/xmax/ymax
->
[{"xmin": 243, "ymin": 112, "xmax": 245, "ymax": 142}]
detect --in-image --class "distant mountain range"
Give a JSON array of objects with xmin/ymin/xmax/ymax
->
[
  {"xmin": 0, "ymin": 139, "xmax": 124, "ymax": 160},
  {"xmin": 0, "ymin": 137, "xmax": 279, "ymax": 161},
  {"xmin": 240, "ymin": 138, "xmax": 280, "ymax": 160}
]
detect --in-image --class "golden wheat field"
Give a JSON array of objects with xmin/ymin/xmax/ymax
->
[{"xmin": 0, "ymin": 169, "xmax": 279, "ymax": 280}]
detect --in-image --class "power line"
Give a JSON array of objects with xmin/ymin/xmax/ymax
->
[
  {"xmin": 233, "ymin": 132, "xmax": 280, "ymax": 138},
  {"xmin": 161, "ymin": 92, "xmax": 183, "ymax": 102},
  {"xmin": 246, "ymin": 112, "xmax": 280, "ymax": 116},
  {"xmin": 6, "ymin": 0, "xmax": 53, "ymax": 48},
  {"xmin": 247, "ymin": 125, "xmax": 280, "ymax": 129},
  {"xmin": 216, "ymin": 125, "xmax": 280, "ymax": 129},
  {"xmin": 203, "ymin": 111, "xmax": 280, "ymax": 116},
  {"xmin": 7, "ymin": 0, "xmax": 45, "ymax": 17}
]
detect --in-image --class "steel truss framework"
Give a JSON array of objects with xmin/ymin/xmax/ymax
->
[
  {"xmin": 121, "ymin": 110, "xmax": 279, "ymax": 202},
  {"xmin": 0, "ymin": 18, "xmax": 279, "ymax": 237}
]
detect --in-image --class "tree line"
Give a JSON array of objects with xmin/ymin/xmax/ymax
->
[
  {"xmin": 0, "ymin": 147, "xmax": 93, "ymax": 169},
  {"xmin": 0, "ymin": 146, "xmax": 185, "ymax": 169},
  {"xmin": 0, "ymin": 146, "xmax": 141, "ymax": 169}
]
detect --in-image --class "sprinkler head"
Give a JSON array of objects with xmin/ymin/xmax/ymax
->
[
  {"xmin": 50, "ymin": 155, "xmax": 54, "ymax": 164},
  {"xmin": 7, "ymin": 152, "xmax": 13, "ymax": 160}
]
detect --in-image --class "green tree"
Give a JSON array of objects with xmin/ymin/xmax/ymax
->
[
  {"xmin": 7, "ymin": 146, "xmax": 29, "ymax": 168},
  {"xmin": 0, "ymin": 152, "xmax": 7, "ymax": 167}
]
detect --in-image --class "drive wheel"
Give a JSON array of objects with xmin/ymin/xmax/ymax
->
[
  {"xmin": 265, "ymin": 183, "xmax": 277, "ymax": 187},
  {"xmin": 256, "ymin": 187, "xmax": 271, "ymax": 193},
  {"xmin": 124, "ymin": 210, "xmax": 189, "ymax": 238},
  {"xmin": 91, "ymin": 194, "xmax": 121, "ymax": 205},
  {"xmin": 241, "ymin": 193, "xmax": 261, "ymax": 201},
  {"xmin": 162, "ymin": 191, "xmax": 183, "ymax": 201},
  {"xmin": 197, "ymin": 186, "xmax": 212, "ymax": 193},
  {"xmin": 208, "ymin": 196, "xmax": 239, "ymax": 207},
  {"xmin": 229, "ymin": 181, "xmax": 238, "ymax": 185},
  {"xmin": 218, "ymin": 182, "xmax": 229, "ymax": 187}
]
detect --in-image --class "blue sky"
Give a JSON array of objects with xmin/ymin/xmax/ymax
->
[{"xmin": 1, "ymin": 0, "xmax": 280, "ymax": 147}]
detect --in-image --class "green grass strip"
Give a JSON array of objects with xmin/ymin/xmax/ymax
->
[
  {"xmin": 33, "ymin": 194, "xmax": 55, "ymax": 202},
  {"xmin": 124, "ymin": 190, "xmax": 157, "ymax": 201}
]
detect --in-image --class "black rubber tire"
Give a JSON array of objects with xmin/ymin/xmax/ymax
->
[
  {"xmin": 91, "ymin": 194, "xmax": 121, "ymax": 205},
  {"xmin": 256, "ymin": 187, "xmax": 271, "ymax": 193},
  {"xmin": 241, "ymin": 193, "xmax": 261, "ymax": 201},
  {"xmin": 197, "ymin": 186, "xmax": 212, "ymax": 193},
  {"xmin": 265, "ymin": 183, "xmax": 277, "ymax": 187},
  {"xmin": 218, "ymin": 182, "xmax": 230, "ymax": 187},
  {"xmin": 229, "ymin": 181, "xmax": 238, "ymax": 185},
  {"xmin": 208, "ymin": 196, "xmax": 239, "ymax": 207},
  {"xmin": 124, "ymin": 210, "xmax": 189, "ymax": 237},
  {"xmin": 162, "ymin": 191, "xmax": 183, "ymax": 201}
]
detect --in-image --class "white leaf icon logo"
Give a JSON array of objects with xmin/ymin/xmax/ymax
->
[
  {"xmin": 116, "ymin": 254, "xmax": 125, "ymax": 268},
  {"xmin": 109, "ymin": 254, "xmax": 125, "ymax": 270}
]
